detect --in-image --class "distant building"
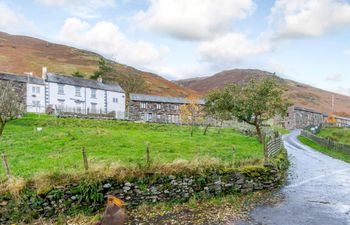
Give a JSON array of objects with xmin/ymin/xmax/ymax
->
[
  {"xmin": 275, "ymin": 106, "xmax": 324, "ymax": 129},
  {"xmin": 128, "ymin": 93, "xmax": 205, "ymax": 124},
  {"xmin": 0, "ymin": 68, "xmax": 126, "ymax": 119},
  {"xmin": 323, "ymin": 114, "xmax": 350, "ymax": 127}
]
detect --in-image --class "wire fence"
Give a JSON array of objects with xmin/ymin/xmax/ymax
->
[{"xmin": 301, "ymin": 130, "xmax": 350, "ymax": 154}]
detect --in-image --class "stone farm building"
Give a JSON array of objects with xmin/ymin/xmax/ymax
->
[
  {"xmin": 0, "ymin": 69, "xmax": 126, "ymax": 119},
  {"xmin": 275, "ymin": 106, "xmax": 325, "ymax": 129},
  {"xmin": 128, "ymin": 94, "xmax": 205, "ymax": 124}
]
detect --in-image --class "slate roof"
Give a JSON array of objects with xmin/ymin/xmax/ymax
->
[
  {"xmin": 130, "ymin": 93, "xmax": 205, "ymax": 104},
  {"xmin": 0, "ymin": 72, "xmax": 45, "ymax": 85},
  {"xmin": 294, "ymin": 106, "xmax": 323, "ymax": 115},
  {"xmin": 46, "ymin": 73, "xmax": 124, "ymax": 93}
]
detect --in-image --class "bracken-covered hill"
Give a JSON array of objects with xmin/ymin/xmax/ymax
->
[
  {"xmin": 0, "ymin": 32, "xmax": 197, "ymax": 97},
  {"xmin": 176, "ymin": 69, "xmax": 350, "ymax": 114}
]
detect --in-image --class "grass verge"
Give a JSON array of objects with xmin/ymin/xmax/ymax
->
[
  {"xmin": 317, "ymin": 127, "xmax": 350, "ymax": 145},
  {"xmin": 298, "ymin": 136, "xmax": 350, "ymax": 163}
]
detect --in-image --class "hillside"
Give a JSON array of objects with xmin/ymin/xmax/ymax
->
[
  {"xmin": 0, "ymin": 32, "xmax": 197, "ymax": 97},
  {"xmin": 176, "ymin": 69, "xmax": 350, "ymax": 114}
]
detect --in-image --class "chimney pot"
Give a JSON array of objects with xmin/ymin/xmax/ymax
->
[
  {"xmin": 42, "ymin": 66, "xmax": 48, "ymax": 79},
  {"xmin": 97, "ymin": 76, "xmax": 103, "ymax": 83}
]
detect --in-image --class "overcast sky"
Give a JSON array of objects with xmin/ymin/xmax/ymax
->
[{"xmin": 1, "ymin": 0, "xmax": 350, "ymax": 96}]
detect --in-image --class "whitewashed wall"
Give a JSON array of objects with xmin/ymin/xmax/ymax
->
[
  {"xmin": 26, "ymin": 83, "xmax": 46, "ymax": 113},
  {"xmin": 106, "ymin": 91, "xmax": 125, "ymax": 119},
  {"xmin": 46, "ymin": 82, "xmax": 125, "ymax": 119}
]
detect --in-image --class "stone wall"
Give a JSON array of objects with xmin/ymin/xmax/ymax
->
[
  {"xmin": 0, "ymin": 80, "xmax": 26, "ymax": 107},
  {"xmin": 0, "ymin": 152, "xmax": 288, "ymax": 224}
]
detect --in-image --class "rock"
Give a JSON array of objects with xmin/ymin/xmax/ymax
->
[
  {"xmin": 125, "ymin": 182, "xmax": 132, "ymax": 187},
  {"xmin": 70, "ymin": 196, "xmax": 77, "ymax": 201},
  {"xmin": 0, "ymin": 201, "xmax": 8, "ymax": 206},
  {"xmin": 103, "ymin": 183, "xmax": 112, "ymax": 189}
]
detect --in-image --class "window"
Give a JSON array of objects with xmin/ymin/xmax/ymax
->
[
  {"xmin": 91, "ymin": 103, "xmax": 97, "ymax": 113},
  {"xmin": 75, "ymin": 86, "xmax": 81, "ymax": 97},
  {"xmin": 148, "ymin": 113, "xmax": 153, "ymax": 121},
  {"xmin": 57, "ymin": 99, "xmax": 65, "ymax": 110},
  {"xmin": 58, "ymin": 84, "xmax": 64, "ymax": 95},
  {"xmin": 173, "ymin": 105, "xmax": 179, "ymax": 110},
  {"xmin": 156, "ymin": 103, "xmax": 161, "ymax": 110},
  {"xmin": 32, "ymin": 86, "xmax": 40, "ymax": 94},
  {"xmin": 113, "ymin": 97, "xmax": 118, "ymax": 103},
  {"xmin": 91, "ymin": 89, "xmax": 96, "ymax": 98},
  {"xmin": 76, "ymin": 102, "xmax": 82, "ymax": 113},
  {"xmin": 32, "ymin": 101, "xmax": 40, "ymax": 107},
  {"xmin": 140, "ymin": 102, "xmax": 147, "ymax": 109}
]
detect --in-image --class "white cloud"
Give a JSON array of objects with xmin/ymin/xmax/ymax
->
[
  {"xmin": 58, "ymin": 18, "xmax": 168, "ymax": 67},
  {"xmin": 35, "ymin": 0, "xmax": 116, "ymax": 18},
  {"xmin": 197, "ymin": 33, "xmax": 270, "ymax": 64},
  {"xmin": 0, "ymin": 2, "xmax": 33, "ymax": 33},
  {"xmin": 326, "ymin": 73, "xmax": 343, "ymax": 82},
  {"xmin": 135, "ymin": 0, "xmax": 256, "ymax": 40},
  {"xmin": 269, "ymin": 0, "xmax": 350, "ymax": 39}
]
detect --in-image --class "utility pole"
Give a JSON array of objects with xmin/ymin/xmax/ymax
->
[{"xmin": 332, "ymin": 95, "xmax": 335, "ymax": 113}]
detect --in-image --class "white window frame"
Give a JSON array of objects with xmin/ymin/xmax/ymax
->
[
  {"xmin": 58, "ymin": 84, "xmax": 64, "ymax": 95},
  {"xmin": 140, "ymin": 102, "xmax": 147, "ymax": 109},
  {"xmin": 91, "ymin": 89, "xmax": 96, "ymax": 99},
  {"xmin": 156, "ymin": 103, "xmax": 161, "ymax": 110},
  {"xmin": 90, "ymin": 103, "xmax": 97, "ymax": 113},
  {"xmin": 113, "ymin": 97, "xmax": 118, "ymax": 103},
  {"xmin": 75, "ymin": 86, "xmax": 81, "ymax": 97}
]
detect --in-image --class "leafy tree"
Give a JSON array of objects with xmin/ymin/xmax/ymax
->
[
  {"xmin": 91, "ymin": 58, "xmax": 113, "ymax": 80},
  {"xmin": 180, "ymin": 95, "xmax": 204, "ymax": 137},
  {"xmin": 204, "ymin": 89, "xmax": 233, "ymax": 134},
  {"xmin": 225, "ymin": 78, "xmax": 290, "ymax": 143},
  {"xmin": 0, "ymin": 82, "xmax": 25, "ymax": 137},
  {"xmin": 72, "ymin": 70, "xmax": 85, "ymax": 78}
]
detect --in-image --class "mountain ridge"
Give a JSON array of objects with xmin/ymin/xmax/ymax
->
[
  {"xmin": 176, "ymin": 69, "xmax": 350, "ymax": 114},
  {"xmin": 0, "ymin": 31, "xmax": 198, "ymax": 98}
]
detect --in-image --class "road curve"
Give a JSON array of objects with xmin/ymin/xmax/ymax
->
[{"xmin": 235, "ymin": 130, "xmax": 350, "ymax": 225}]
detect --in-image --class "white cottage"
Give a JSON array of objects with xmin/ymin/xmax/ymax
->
[{"xmin": 0, "ymin": 70, "xmax": 126, "ymax": 119}]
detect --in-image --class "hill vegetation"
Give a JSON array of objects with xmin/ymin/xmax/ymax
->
[{"xmin": 0, "ymin": 32, "xmax": 197, "ymax": 98}]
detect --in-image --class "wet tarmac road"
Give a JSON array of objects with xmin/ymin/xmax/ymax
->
[{"xmin": 235, "ymin": 130, "xmax": 350, "ymax": 225}]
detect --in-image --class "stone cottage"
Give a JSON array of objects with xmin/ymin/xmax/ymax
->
[{"xmin": 128, "ymin": 94, "xmax": 205, "ymax": 124}]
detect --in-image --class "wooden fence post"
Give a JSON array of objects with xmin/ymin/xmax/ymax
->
[
  {"xmin": 145, "ymin": 142, "xmax": 150, "ymax": 165},
  {"xmin": 82, "ymin": 147, "xmax": 89, "ymax": 171},
  {"xmin": 1, "ymin": 153, "xmax": 11, "ymax": 177}
]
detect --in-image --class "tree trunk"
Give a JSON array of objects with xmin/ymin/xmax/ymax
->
[
  {"xmin": 254, "ymin": 123, "xmax": 263, "ymax": 143},
  {"xmin": 218, "ymin": 120, "xmax": 223, "ymax": 134},
  {"xmin": 203, "ymin": 123, "xmax": 210, "ymax": 135},
  {"xmin": 190, "ymin": 123, "xmax": 194, "ymax": 137},
  {"xmin": 0, "ymin": 121, "xmax": 5, "ymax": 138}
]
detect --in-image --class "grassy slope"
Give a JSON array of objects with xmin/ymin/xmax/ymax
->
[
  {"xmin": 317, "ymin": 128, "xmax": 350, "ymax": 145},
  {"xmin": 0, "ymin": 114, "xmax": 263, "ymax": 178},
  {"xmin": 298, "ymin": 136, "xmax": 350, "ymax": 163}
]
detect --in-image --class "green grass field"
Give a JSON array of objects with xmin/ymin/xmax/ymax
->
[
  {"xmin": 317, "ymin": 127, "xmax": 350, "ymax": 145},
  {"xmin": 0, "ymin": 114, "xmax": 263, "ymax": 178},
  {"xmin": 298, "ymin": 136, "xmax": 350, "ymax": 163}
]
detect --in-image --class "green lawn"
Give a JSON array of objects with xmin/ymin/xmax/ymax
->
[
  {"xmin": 317, "ymin": 127, "xmax": 350, "ymax": 145},
  {"xmin": 0, "ymin": 114, "xmax": 263, "ymax": 178},
  {"xmin": 298, "ymin": 136, "xmax": 350, "ymax": 163}
]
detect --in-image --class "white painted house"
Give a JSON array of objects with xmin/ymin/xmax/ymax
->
[{"xmin": 0, "ymin": 69, "xmax": 126, "ymax": 119}]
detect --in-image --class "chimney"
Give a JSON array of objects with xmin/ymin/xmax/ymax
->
[
  {"xmin": 42, "ymin": 66, "xmax": 48, "ymax": 79},
  {"xmin": 97, "ymin": 75, "xmax": 103, "ymax": 83}
]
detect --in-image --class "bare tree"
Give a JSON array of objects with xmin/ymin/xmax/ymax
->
[{"xmin": 0, "ymin": 82, "xmax": 25, "ymax": 137}]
